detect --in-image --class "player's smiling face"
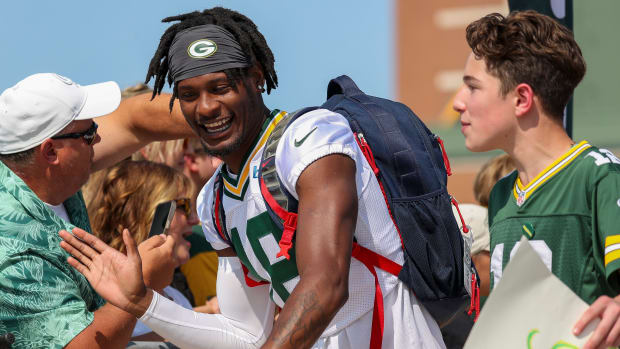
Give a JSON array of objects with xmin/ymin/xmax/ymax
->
[
  {"xmin": 177, "ymin": 70, "xmax": 265, "ymax": 170},
  {"xmin": 453, "ymin": 53, "xmax": 516, "ymax": 152}
]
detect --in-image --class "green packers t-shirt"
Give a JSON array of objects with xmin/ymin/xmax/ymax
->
[
  {"xmin": 0, "ymin": 162, "xmax": 104, "ymax": 348},
  {"xmin": 489, "ymin": 141, "xmax": 620, "ymax": 304}
]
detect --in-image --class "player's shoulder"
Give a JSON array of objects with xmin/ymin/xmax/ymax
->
[
  {"xmin": 277, "ymin": 108, "xmax": 355, "ymax": 155},
  {"xmin": 284, "ymin": 108, "xmax": 351, "ymax": 139},
  {"xmin": 273, "ymin": 108, "xmax": 360, "ymax": 196}
]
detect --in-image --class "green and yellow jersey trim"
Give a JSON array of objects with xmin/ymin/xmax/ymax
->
[
  {"xmin": 222, "ymin": 110, "xmax": 287, "ymax": 199},
  {"xmin": 513, "ymin": 141, "xmax": 591, "ymax": 204},
  {"xmin": 605, "ymin": 235, "xmax": 620, "ymax": 266}
]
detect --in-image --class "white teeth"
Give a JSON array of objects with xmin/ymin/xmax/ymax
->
[
  {"xmin": 204, "ymin": 117, "xmax": 231, "ymax": 128},
  {"xmin": 209, "ymin": 124, "xmax": 230, "ymax": 133},
  {"xmin": 202, "ymin": 117, "xmax": 232, "ymax": 133}
]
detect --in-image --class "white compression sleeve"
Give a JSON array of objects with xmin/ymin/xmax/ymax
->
[{"xmin": 139, "ymin": 257, "xmax": 275, "ymax": 349}]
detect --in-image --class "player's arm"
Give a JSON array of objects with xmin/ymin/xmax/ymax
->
[
  {"xmin": 92, "ymin": 93, "xmax": 194, "ymax": 171},
  {"xmin": 574, "ymin": 168, "xmax": 620, "ymax": 349},
  {"xmin": 262, "ymin": 154, "xmax": 357, "ymax": 349}
]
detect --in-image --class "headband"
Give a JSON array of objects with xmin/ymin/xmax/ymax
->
[{"xmin": 168, "ymin": 24, "xmax": 251, "ymax": 83}]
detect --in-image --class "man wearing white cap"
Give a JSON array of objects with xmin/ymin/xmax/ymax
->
[{"xmin": 0, "ymin": 73, "xmax": 193, "ymax": 348}]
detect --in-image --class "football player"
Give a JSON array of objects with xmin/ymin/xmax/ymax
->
[{"xmin": 59, "ymin": 7, "xmax": 445, "ymax": 349}]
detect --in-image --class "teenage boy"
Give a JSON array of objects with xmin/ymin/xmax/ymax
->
[{"xmin": 453, "ymin": 11, "xmax": 620, "ymax": 349}]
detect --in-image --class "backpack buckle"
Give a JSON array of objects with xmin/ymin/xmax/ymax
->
[{"xmin": 277, "ymin": 213, "xmax": 298, "ymax": 260}]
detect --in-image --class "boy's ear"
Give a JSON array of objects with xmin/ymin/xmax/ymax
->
[{"xmin": 514, "ymin": 83, "xmax": 534, "ymax": 117}]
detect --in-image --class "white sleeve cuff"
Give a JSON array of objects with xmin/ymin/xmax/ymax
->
[{"xmin": 139, "ymin": 257, "xmax": 274, "ymax": 348}]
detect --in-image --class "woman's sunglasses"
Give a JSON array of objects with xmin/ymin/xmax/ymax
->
[{"xmin": 175, "ymin": 198, "xmax": 192, "ymax": 218}]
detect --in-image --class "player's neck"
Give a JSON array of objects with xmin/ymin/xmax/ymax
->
[
  {"xmin": 508, "ymin": 116, "xmax": 574, "ymax": 187},
  {"xmin": 223, "ymin": 106, "xmax": 270, "ymax": 174}
]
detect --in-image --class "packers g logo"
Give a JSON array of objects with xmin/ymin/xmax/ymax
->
[{"xmin": 187, "ymin": 39, "xmax": 217, "ymax": 58}]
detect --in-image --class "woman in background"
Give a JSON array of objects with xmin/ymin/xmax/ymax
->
[{"xmin": 87, "ymin": 160, "xmax": 198, "ymax": 340}]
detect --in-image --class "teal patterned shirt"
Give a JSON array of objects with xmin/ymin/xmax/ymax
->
[{"xmin": 0, "ymin": 162, "xmax": 105, "ymax": 348}]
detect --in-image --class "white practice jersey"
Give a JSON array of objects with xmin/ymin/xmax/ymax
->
[{"xmin": 197, "ymin": 109, "xmax": 444, "ymax": 346}]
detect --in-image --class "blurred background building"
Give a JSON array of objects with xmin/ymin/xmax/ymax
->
[{"xmin": 396, "ymin": 0, "xmax": 620, "ymax": 203}]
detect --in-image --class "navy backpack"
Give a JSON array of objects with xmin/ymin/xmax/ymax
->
[{"xmin": 259, "ymin": 74, "xmax": 478, "ymax": 321}]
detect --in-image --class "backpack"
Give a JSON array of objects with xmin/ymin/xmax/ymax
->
[{"xmin": 213, "ymin": 75, "xmax": 479, "ymax": 347}]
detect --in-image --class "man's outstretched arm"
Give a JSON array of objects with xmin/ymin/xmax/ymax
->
[
  {"xmin": 92, "ymin": 92, "xmax": 194, "ymax": 171},
  {"xmin": 262, "ymin": 154, "xmax": 358, "ymax": 349}
]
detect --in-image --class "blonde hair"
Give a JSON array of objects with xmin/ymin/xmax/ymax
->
[
  {"xmin": 473, "ymin": 154, "xmax": 516, "ymax": 207},
  {"xmin": 132, "ymin": 139, "xmax": 187, "ymax": 170},
  {"xmin": 87, "ymin": 160, "xmax": 194, "ymax": 253},
  {"xmin": 121, "ymin": 83, "xmax": 152, "ymax": 99}
]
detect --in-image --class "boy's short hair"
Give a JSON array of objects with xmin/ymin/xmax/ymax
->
[
  {"xmin": 466, "ymin": 10, "xmax": 586, "ymax": 120},
  {"xmin": 474, "ymin": 154, "xmax": 516, "ymax": 207}
]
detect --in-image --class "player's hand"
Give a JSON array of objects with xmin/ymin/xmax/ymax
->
[
  {"xmin": 138, "ymin": 234, "xmax": 178, "ymax": 292},
  {"xmin": 574, "ymin": 294, "xmax": 620, "ymax": 349},
  {"xmin": 59, "ymin": 227, "xmax": 154, "ymax": 317}
]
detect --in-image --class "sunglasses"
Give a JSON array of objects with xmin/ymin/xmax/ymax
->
[
  {"xmin": 51, "ymin": 122, "xmax": 98, "ymax": 145},
  {"xmin": 175, "ymin": 198, "xmax": 192, "ymax": 218}
]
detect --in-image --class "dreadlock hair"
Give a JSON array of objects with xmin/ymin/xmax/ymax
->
[{"xmin": 146, "ymin": 7, "xmax": 278, "ymax": 111}]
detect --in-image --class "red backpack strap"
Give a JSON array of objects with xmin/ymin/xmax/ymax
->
[
  {"xmin": 259, "ymin": 173, "xmax": 298, "ymax": 260},
  {"xmin": 211, "ymin": 173, "xmax": 232, "ymax": 246},
  {"xmin": 258, "ymin": 108, "xmax": 317, "ymax": 260},
  {"xmin": 352, "ymin": 242, "xmax": 403, "ymax": 349}
]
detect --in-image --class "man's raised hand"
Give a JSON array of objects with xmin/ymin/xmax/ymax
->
[{"xmin": 59, "ymin": 227, "xmax": 159, "ymax": 317}]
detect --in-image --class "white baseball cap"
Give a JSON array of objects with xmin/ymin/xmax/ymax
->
[{"xmin": 0, "ymin": 73, "xmax": 121, "ymax": 154}]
